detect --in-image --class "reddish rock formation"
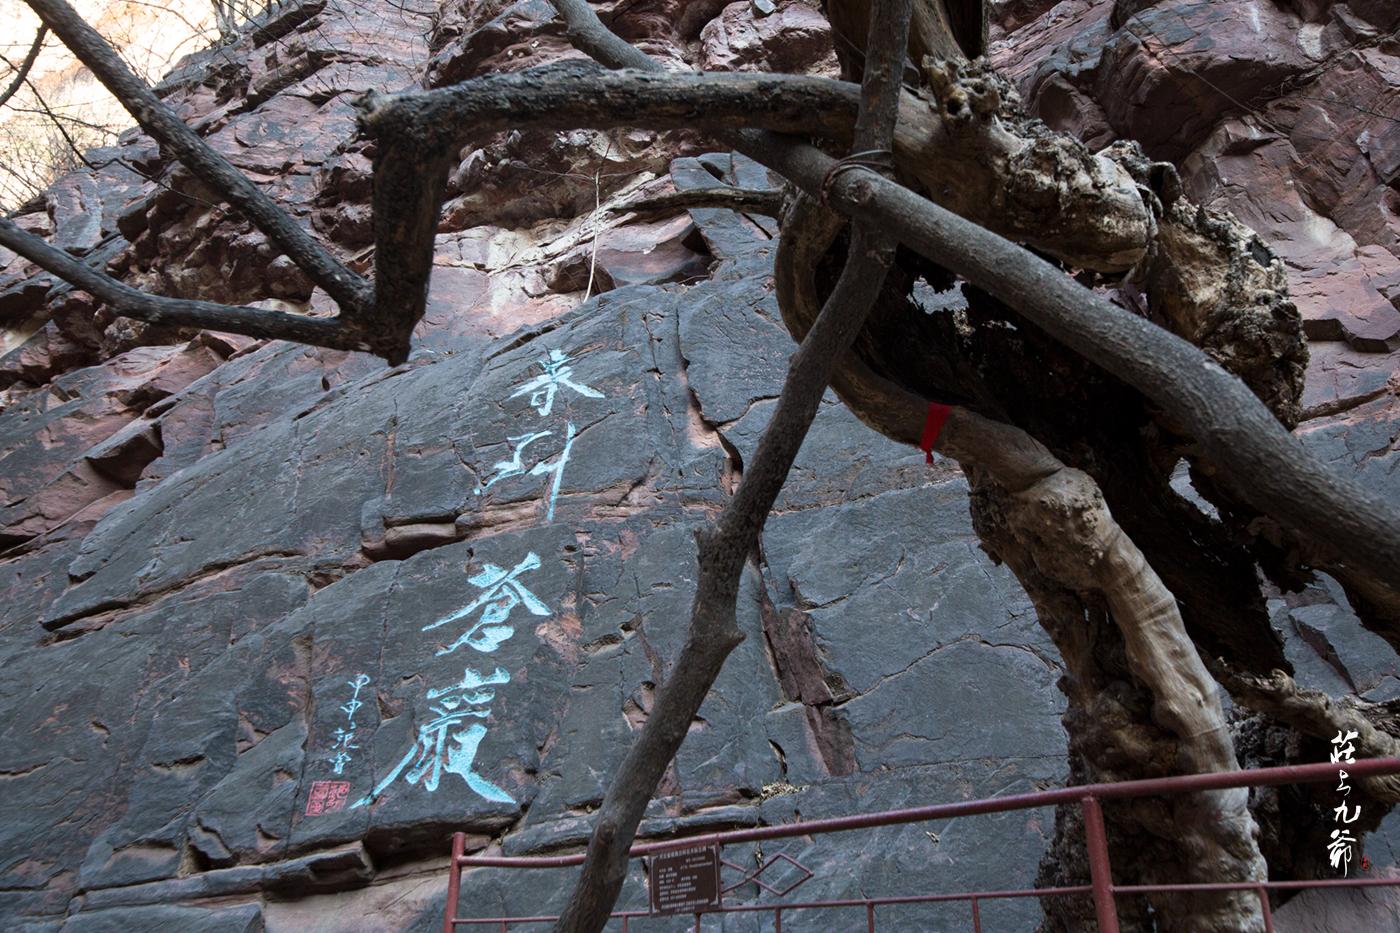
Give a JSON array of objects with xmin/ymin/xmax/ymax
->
[{"xmin": 992, "ymin": 0, "xmax": 1400, "ymax": 363}]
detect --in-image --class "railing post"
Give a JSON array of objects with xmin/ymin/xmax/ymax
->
[
  {"xmin": 971, "ymin": 895, "xmax": 982, "ymax": 933},
  {"xmin": 774, "ymin": 907, "xmax": 781, "ymax": 933},
  {"xmin": 1080, "ymin": 796, "xmax": 1120, "ymax": 933},
  {"xmin": 443, "ymin": 832, "xmax": 466, "ymax": 933},
  {"xmin": 1257, "ymin": 885, "xmax": 1275, "ymax": 933},
  {"xmin": 866, "ymin": 900, "xmax": 875, "ymax": 932}
]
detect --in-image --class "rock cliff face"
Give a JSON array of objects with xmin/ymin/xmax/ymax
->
[{"xmin": 0, "ymin": 1, "xmax": 1397, "ymax": 930}]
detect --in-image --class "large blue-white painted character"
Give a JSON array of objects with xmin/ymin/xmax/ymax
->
[
  {"xmin": 422, "ymin": 551, "xmax": 551, "ymax": 655},
  {"xmin": 508, "ymin": 348, "xmax": 603, "ymax": 416},
  {"xmin": 475, "ymin": 431, "xmax": 552, "ymax": 494},
  {"xmin": 474, "ymin": 425, "xmax": 577, "ymax": 523},
  {"xmin": 473, "ymin": 348, "xmax": 601, "ymax": 523},
  {"xmin": 352, "ymin": 667, "xmax": 514, "ymax": 806},
  {"xmin": 528, "ymin": 422, "xmax": 576, "ymax": 523}
]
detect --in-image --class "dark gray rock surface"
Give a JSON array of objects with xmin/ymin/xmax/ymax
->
[{"xmin": 0, "ymin": 219, "xmax": 1075, "ymax": 930}]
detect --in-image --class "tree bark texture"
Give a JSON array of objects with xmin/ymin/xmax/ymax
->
[{"xmin": 611, "ymin": 186, "xmax": 784, "ymax": 218}]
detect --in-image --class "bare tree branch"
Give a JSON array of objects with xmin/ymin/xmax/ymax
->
[
  {"xmin": 0, "ymin": 25, "xmax": 47, "ymax": 112},
  {"xmin": 954, "ymin": 418, "xmax": 1266, "ymax": 929},
  {"xmin": 358, "ymin": 132, "xmax": 450, "ymax": 365},
  {"xmin": 0, "ymin": 217, "xmax": 366, "ymax": 349},
  {"xmin": 365, "ymin": 59, "xmax": 1153, "ymax": 276},
  {"xmin": 1, "ymin": 103, "xmax": 115, "ymax": 138},
  {"xmin": 23, "ymin": 0, "xmax": 369, "ymax": 315},
  {"xmin": 356, "ymin": 68, "xmax": 864, "ymax": 145},
  {"xmin": 8, "ymin": 0, "xmax": 1395, "ymax": 925},
  {"xmin": 548, "ymin": 1, "xmax": 914, "ymax": 930},
  {"xmin": 19, "ymin": 0, "xmax": 1398, "ymax": 590},
  {"xmin": 354, "ymin": 66, "xmax": 866, "ymax": 348},
  {"xmin": 775, "ymin": 210, "xmax": 1273, "ymax": 925},
  {"xmin": 549, "ymin": 0, "xmax": 656, "ymax": 70},
  {"xmin": 0, "ymin": 51, "xmax": 115, "ymax": 181},
  {"xmin": 609, "ymin": 186, "xmax": 783, "ymax": 217}
]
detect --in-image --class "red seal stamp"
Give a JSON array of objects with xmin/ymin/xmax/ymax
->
[{"xmin": 305, "ymin": 780, "xmax": 351, "ymax": 816}]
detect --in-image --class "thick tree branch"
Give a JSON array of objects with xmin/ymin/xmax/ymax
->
[
  {"xmin": 0, "ymin": 25, "xmax": 47, "ymax": 112},
  {"xmin": 23, "ymin": 0, "xmax": 369, "ymax": 315},
  {"xmin": 610, "ymin": 186, "xmax": 783, "ymax": 217},
  {"xmin": 537, "ymin": 4, "xmax": 1379, "ymax": 928},
  {"xmin": 784, "ymin": 223, "xmax": 1269, "ymax": 922},
  {"xmin": 828, "ymin": 0, "xmax": 984, "ymax": 72},
  {"xmin": 546, "ymin": 0, "xmax": 1400, "ymax": 720},
  {"xmin": 354, "ymin": 57, "xmax": 1148, "ymax": 361},
  {"xmin": 851, "ymin": 0, "xmax": 907, "ymax": 154},
  {"xmin": 519, "ymin": 46, "xmax": 1376, "ymax": 590},
  {"xmin": 549, "ymin": 0, "xmax": 656, "ymax": 70},
  {"xmin": 359, "ymin": 133, "xmax": 451, "ymax": 366},
  {"xmin": 577, "ymin": 1, "xmax": 1138, "ymax": 273},
  {"xmin": 0, "ymin": 217, "xmax": 363, "ymax": 349},
  {"xmin": 961, "ymin": 446, "xmax": 1267, "ymax": 932},
  {"xmin": 369, "ymin": 72, "xmax": 1148, "ymax": 272},
  {"xmin": 355, "ymin": 66, "xmax": 865, "ymax": 367},
  {"xmin": 548, "ymin": 2, "xmax": 913, "ymax": 930},
  {"xmin": 780, "ymin": 223, "xmax": 1270, "ymax": 924},
  {"xmin": 742, "ymin": 132, "xmax": 1400, "ymax": 584},
  {"xmin": 356, "ymin": 68, "xmax": 863, "ymax": 147},
  {"xmin": 977, "ymin": 446, "xmax": 1265, "ymax": 930}
]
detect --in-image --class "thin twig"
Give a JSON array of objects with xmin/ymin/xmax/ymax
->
[
  {"xmin": 0, "ymin": 69, "xmax": 107, "ymax": 174},
  {"xmin": 583, "ymin": 137, "xmax": 613, "ymax": 302},
  {"xmin": 0, "ymin": 26, "xmax": 47, "ymax": 112}
]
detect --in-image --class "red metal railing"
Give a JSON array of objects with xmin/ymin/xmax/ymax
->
[{"xmin": 442, "ymin": 757, "xmax": 1400, "ymax": 932}]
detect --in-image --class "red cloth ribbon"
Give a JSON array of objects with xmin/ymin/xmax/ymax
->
[{"xmin": 920, "ymin": 402, "xmax": 952, "ymax": 464}]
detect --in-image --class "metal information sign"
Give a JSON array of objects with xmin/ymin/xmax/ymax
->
[{"xmin": 648, "ymin": 844, "xmax": 721, "ymax": 915}]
